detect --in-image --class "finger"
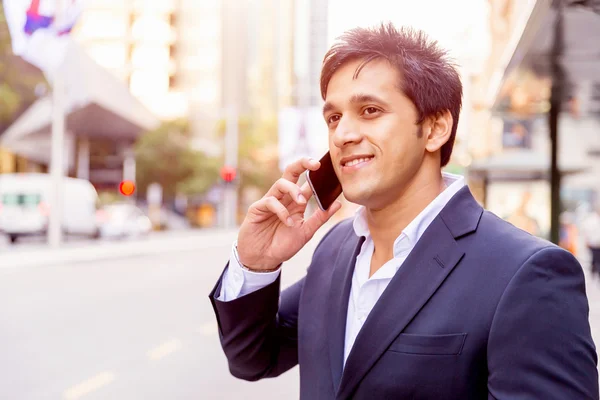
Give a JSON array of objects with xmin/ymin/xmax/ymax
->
[
  {"xmin": 302, "ymin": 200, "xmax": 342, "ymax": 237},
  {"xmin": 282, "ymin": 157, "xmax": 320, "ymax": 183},
  {"xmin": 300, "ymin": 182, "xmax": 314, "ymax": 200},
  {"xmin": 254, "ymin": 196, "xmax": 294, "ymax": 226},
  {"xmin": 267, "ymin": 179, "xmax": 307, "ymax": 205}
]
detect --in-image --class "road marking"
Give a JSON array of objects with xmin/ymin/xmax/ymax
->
[
  {"xmin": 63, "ymin": 372, "xmax": 115, "ymax": 400},
  {"xmin": 197, "ymin": 321, "xmax": 218, "ymax": 336},
  {"xmin": 147, "ymin": 339, "xmax": 182, "ymax": 361}
]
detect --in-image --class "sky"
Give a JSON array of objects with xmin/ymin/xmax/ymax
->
[{"xmin": 327, "ymin": 0, "xmax": 492, "ymax": 74}]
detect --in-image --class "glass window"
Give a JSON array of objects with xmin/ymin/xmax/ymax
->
[
  {"xmin": 131, "ymin": 15, "xmax": 175, "ymax": 43},
  {"xmin": 2, "ymin": 194, "xmax": 41, "ymax": 207},
  {"xmin": 133, "ymin": 0, "xmax": 176, "ymax": 14},
  {"xmin": 86, "ymin": 43, "xmax": 129, "ymax": 69},
  {"xmin": 130, "ymin": 70, "xmax": 170, "ymax": 96},
  {"xmin": 77, "ymin": 11, "xmax": 129, "ymax": 40},
  {"xmin": 131, "ymin": 45, "xmax": 171, "ymax": 69}
]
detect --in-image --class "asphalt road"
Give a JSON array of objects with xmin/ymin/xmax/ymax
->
[
  {"xmin": 2, "ymin": 228, "xmax": 600, "ymax": 400},
  {"xmin": 0, "ymin": 229, "xmax": 324, "ymax": 400}
]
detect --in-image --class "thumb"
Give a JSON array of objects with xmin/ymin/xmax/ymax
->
[{"xmin": 302, "ymin": 201, "xmax": 342, "ymax": 238}]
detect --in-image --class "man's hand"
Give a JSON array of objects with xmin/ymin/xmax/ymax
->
[{"xmin": 237, "ymin": 157, "xmax": 342, "ymax": 271}]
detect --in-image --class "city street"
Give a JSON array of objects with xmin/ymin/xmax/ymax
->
[
  {"xmin": 1, "ymin": 227, "xmax": 600, "ymax": 400},
  {"xmin": 0, "ymin": 228, "xmax": 324, "ymax": 400}
]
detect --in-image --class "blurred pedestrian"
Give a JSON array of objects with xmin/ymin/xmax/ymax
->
[
  {"xmin": 208, "ymin": 23, "xmax": 598, "ymax": 399},
  {"xmin": 581, "ymin": 205, "xmax": 600, "ymax": 277}
]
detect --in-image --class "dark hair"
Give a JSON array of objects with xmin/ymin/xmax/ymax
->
[{"xmin": 320, "ymin": 23, "xmax": 463, "ymax": 167}]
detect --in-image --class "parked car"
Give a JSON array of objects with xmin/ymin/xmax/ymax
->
[
  {"xmin": 0, "ymin": 173, "xmax": 100, "ymax": 243},
  {"xmin": 96, "ymin": 203, "xmax": 152, "ymax": 239}
]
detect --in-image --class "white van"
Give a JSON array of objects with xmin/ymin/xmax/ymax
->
[{"xmin": 0, "ymin": 173, "xmax": 100, "ymax": 243}]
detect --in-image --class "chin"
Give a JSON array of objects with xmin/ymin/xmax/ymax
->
[{"xmin": 341, "ymin": 188, "xmax": 372, "ymax": 206}]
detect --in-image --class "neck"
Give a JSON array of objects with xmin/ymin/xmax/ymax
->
[{"xmin": 366, "ymin": 166, "xmax": 445, "ymax": 262}]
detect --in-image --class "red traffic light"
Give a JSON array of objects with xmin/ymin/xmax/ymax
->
[
  {"xmin": 220, "ymin": 166, "xmax": 236, "ymax": 183},
  {"xmin": 119, "ymin": 180, "xmax": 136, "ymax": 196}
]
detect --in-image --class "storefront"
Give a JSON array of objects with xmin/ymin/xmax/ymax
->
[{"xmin": 469, "ymin": 0, "xmax": 600, "ymax": 244}]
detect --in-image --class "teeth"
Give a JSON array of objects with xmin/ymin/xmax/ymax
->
[{"xmin": 344, "ymin": 157, "xmax": 372, "ymax": 167}]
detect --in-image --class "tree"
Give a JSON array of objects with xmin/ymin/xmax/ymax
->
[
  {"xmin": 215, "ymin": 114, "xmax": 280, "ymax": 200},
  {"xmin": 135, "ymin": 120, "xmax": 220, "ymax": 201},
  {"xmin": 0, "ymin": 6, "xmax": 45, "ymax": 133}
]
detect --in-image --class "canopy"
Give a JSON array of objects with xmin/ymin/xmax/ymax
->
[{"xmin": 0, "ymin": 41, "xmax": 159, "ymax": 163}]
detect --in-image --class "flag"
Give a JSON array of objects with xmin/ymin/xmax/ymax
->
[{"xmin": 2, "ymin": 0, "xmax": 84, "ymax": 77}]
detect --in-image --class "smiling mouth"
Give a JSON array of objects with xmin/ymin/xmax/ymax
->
[{"xmin": 342, "ymin": 156, "xmax": 374, "ymax": 168}]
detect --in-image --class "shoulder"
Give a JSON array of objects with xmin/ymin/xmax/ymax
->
[
  {"xmin": 477, "ymin": 209, "xmax": 554, "ymax": 261},
  {"xmin": 471, "ymin": 210, "xmax": 585, "ymax": 289}
]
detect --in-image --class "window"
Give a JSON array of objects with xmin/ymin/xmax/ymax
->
[
  {"xmin": 131, "ymin": 15, "xmax": 174, "ymax": 43},
  {"xmin": 77, "ymin": 11, "xmax": 129, "ymax": 40},
  {"xmin": 2, "ymin": 194, "xmax": 41, "ymax": 207},
  {"xmin": 86, "ymin": 43, "xmax": 129, "ymax": 69},
  {"xmin": 130, "ymin": 45, "xmax": 171, "ymax": 69},
  {"xmin": 130, "ymin": 70, "xmax": 170, "ymax": 96}
]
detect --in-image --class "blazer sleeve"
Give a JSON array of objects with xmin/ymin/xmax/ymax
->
[
  {"xmin": 209, "ymin": 270, "xmax": 304, "ymax": 381},
  {"xmin": 487, "ymin": 246, "xmax": 599, "ymax": 400}
]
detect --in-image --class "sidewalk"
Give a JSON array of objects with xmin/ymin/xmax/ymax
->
[
  {"xmin": 0, "ymin": 221, "xmax": 340, "ymax": 269},
  {"xmin": 0, "ymin": 228, "xmax": 239, "ymax": 269}
]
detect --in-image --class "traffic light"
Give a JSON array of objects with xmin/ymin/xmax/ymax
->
[
  {"xmin": 119, "ymin": 180, "xmax": 136, "ymax": 196},
  {"xmin": 220, "ymin": 165, "xmax": 236, "ymax": 183}
]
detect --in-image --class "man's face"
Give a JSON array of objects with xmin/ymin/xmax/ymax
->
[{"xmin": 322, "ymin": 58, "xmax": 427, "ymax": 209}]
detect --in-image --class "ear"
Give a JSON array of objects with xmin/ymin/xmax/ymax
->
[{"xmin": 425, "ymin": 110, "xmax": 453, "ymax": 153}]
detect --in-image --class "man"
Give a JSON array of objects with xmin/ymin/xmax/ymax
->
[{"xmin": 209, "ymin": 24, "xmax": 598, "ymax": 399}]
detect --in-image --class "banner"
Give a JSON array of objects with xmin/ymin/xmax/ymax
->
[
  {"xmin": 3, "ymin": 0, "xmax": 84, "ymax": 76},
  {"xmin": 278, "ymin": 107, "xmax": 328, "ymax": 172}
]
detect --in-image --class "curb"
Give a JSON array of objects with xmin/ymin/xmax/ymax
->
[{"xmin": 0, "ymin": 228, "xmax": 239, "ymax": 269}]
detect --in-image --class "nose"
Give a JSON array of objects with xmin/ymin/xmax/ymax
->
[{"xmin": 332, "ymin": 116, "xmax": 362, "ymax": 149}]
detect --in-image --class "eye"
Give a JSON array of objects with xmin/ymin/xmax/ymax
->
[
  {"xmin": 327, "ymin": 114, "xmax": 341, "ymax": 126},
  {"xmin": 363, "ymin": 107, "xmax": 381, "ymax": 116}
]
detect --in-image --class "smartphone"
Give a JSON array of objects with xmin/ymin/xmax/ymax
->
[{"xmin": 306, "ymin": 151, "xmax": 343, "ymax": 211}]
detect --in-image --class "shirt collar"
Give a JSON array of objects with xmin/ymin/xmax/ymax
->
[{"xmin": 352, "ymin": 172, "xmax": 465, "ymax": 258}]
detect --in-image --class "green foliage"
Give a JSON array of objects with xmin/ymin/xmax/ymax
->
[
  {"xmin": 0, "ymin": 6, "xmax": 46, "ymax": 132},
  {"xmin": 135, "ymin": 120, "xmax": 220, "ymax": 200},
  {"xmin": 216, "ymin": 114, "xmax": 280, "ymax": 196}
]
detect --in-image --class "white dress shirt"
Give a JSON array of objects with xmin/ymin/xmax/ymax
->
[{"xmin": 217, "ymin": 172, "xmax": 466, "ymax": 365}]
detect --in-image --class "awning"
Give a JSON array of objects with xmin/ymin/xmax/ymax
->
[
  {"xmin": 489, "ymin": 1, "xmax": 600, "ymax": 113},
  {"xmin": 0, "ymin": 41, "xmax": 160, "ymax": 157},
  {"xmin": 485, "ymin": 0, "xmax": 552, "ymax": 107}
]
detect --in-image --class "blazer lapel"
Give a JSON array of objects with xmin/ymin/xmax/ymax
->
[
  {"xmin": 336, "ymin": 187, "xmax": 482, "ymax": 399},
  {"xmin": 327, "ymin": 229, "xmax": 365, "ymax": 394}
]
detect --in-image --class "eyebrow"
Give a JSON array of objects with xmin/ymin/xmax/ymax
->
[{"xmin": 322, "ymin": 93, "xmax": 390, "ymax": 116}]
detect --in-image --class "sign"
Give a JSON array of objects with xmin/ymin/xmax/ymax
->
[
  {"xmin": 502, "ymin": 118, "xmax": 533, "ymax": 150},
  {"xmin": 278, "ymin": 107, "xmax": 328, "ymax": 172}
]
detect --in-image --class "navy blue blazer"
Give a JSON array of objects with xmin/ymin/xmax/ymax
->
[{"xmin": 209, "ymin": 186, "xmax": 598, "ymax": 399}]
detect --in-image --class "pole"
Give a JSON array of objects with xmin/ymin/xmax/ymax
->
[
  {"xmin": 549, "ymin": 0, "xmax": 565, "ymax": 244},
  {"xmin": 223, "ymin": 106, "xmax": 238, "ymax": 228},
  {"xmin": 76, "ymin": 136, "xmax": 90, "ymax": 180},
  {"xmin": 48, "ymin": 0, "xmax": 65, "ymax": 247}
]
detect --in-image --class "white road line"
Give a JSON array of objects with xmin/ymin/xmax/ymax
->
[
  {"xmin": 63, "ymin": 372, "xmax": 115, "ymax": 400},
  {"xmin": 147, "ymin": 339, "xmax": 182, "ymax": 361},
  {"xmin": 197, "ymin": 321, "xmax": 218, "ymax": 336}
]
